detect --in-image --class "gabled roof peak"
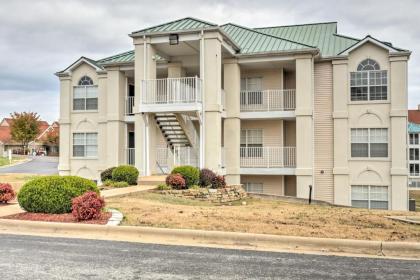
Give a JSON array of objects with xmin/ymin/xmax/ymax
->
[{"xmin": 131, "ymin": 17, "xmax": 217, "ymax": 35}]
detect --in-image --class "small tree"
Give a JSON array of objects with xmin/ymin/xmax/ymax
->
[{"xmin": 10, "ymin": 112, "xmax": 40, "ymax": 155}]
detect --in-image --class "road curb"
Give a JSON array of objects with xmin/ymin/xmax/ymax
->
[{"xmin": 0, "ymin": 219, "xmax": 419, "ymax": 259}]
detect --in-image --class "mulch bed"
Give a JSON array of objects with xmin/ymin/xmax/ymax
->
[{"xmin": 2, "ymin": 212, "xmax": 112, "ymax": 225}]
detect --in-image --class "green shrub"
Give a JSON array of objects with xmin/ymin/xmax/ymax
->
[
  {"xmin": 171, "ymin": 165, "xmax": 199, "ymax": 187},
  {"xmin": 112, "ymin": 165, "xmax": 139, "ymax": 185},
  {"xmin": 17, "ymin": 176, "xmax": 99, "ymax": 214},
  {"xmin": 157, "ymin": 184, "xmax": 171, "ymax": 190},
  {"xmin": 102, "ymin": 179, "xmax": 114, "ymax": 187},
  {"xmin": 100, "ymin": 167, "xmax": 116, "ymax": 182}
]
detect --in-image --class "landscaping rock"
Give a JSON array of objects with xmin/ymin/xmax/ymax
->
[{"xmin": 158, "ymin": 185, "xmax": 246, "ymax": 203}]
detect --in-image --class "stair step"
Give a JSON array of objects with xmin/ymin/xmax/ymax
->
[{"xmin": 138, "ymin": 175, "xmax": 166, "ymax": 186}]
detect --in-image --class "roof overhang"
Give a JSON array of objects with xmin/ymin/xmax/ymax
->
[
  {"xmin": 55, "ymin": 57, "xmax": 103, "ymax": 77},
  {"xmin": 338, "ymin": 36, "xmax": 408, "ymax": 56},
  {"xmin": 236, "ymin": 48, "xmax": 319, "ymax": 63}
]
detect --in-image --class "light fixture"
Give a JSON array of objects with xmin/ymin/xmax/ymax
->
[{"xmin": 169, "ymin": 34, "xmax": 179, "ymax": 45}]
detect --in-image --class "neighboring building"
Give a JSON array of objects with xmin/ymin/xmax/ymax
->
[
  {"xmin": 56, "ymin": 17, "xmax": 410, "ymax": 210},
  {"xmin": 408, "ymin": 107, "xmax": 420, "ymax": 189},
  {"xmin": 0, "ymin": 118, "xmax": 59, "ymax": 156}
]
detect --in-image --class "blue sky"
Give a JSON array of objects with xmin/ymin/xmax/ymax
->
[{"xmin": 0, "ymin": 0, "xmax": 419, "ymax": 122}]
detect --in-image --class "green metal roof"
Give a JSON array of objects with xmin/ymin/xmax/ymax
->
[
  {"xmin": 255, "ymin": 22, "xmax": 360, "ymax": 57},
  {"xmin": 97, "ymin": 50, "xmax": 135, "ymax": 65},
  {"xmin": 132, "ymin": 17, "xmax": 217, "ymax": 35},
  {"xmin": 221, "ymin": 23, "xmax": 315, "ymax": 55}
]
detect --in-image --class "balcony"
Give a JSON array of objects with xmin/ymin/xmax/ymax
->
[
  {"xmin": 240, "ymin": 89, "xmax": 296, "ymax": 119},
  {"xmin": 140, "ymin": 77, "xmax": 203, "ymax": 113},
  {"xmin": 240, "ymin": 146, "xmax": 296, "ymax": 175}
]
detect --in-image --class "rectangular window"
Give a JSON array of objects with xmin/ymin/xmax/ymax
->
[
  {"xmin": 410, "ymin": 148, "xmax": 419, "ymax": 161},
  {"xmin": 73, "ymin": 133, "xmax": 98, "ymax": 157},
  {"xmin": 351, "ymin": 185, "xmax": 388, "ymax": 210},
  {"xmin": 73, "ymin": 86, "xmax": 98, "ymax": 110},
  {"xmin": 243, "ymin": 182, "xmax": 263, "ymax": 193},
  {"xmin": 410, "ymin": 133, "xmax": 419, "ymax": 145},
  {"xmin": 240, "ymin": 129, "xmax": 263, "ymax": 157},
  {"xmin": 351, "ymin": 128, "xmax": 388, "ymax": 158},
  {"xmin": 410, "ymin": 164, "xmax": 419, "ymax": 176},
  {"xmin": 350, "ymin": 70, "xmax": 387, "ymax": 101}
]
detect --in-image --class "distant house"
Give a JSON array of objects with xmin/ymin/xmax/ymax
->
[
  {"xmin": 408, "ymin": 107, "xmax": 420, "ymax": 189},
  {"xmin": 0, "ymin": 118, "xmax": 59, "ymax": 156}
]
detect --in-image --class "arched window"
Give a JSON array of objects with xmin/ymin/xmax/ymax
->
[
  {"xmin": 78, "ymin": 75, "xmax": 94, "ymax": 86},
  {"xmin": 357, "ymin": 59, "xmax": 380, "ymax": 71},
  {"xmin": 74, "ymin": 75, "xmax": 98, "ymax": 110},
  {"xmin": 350, "ymin": 59, "xmax": 387, "ymax": 101}
]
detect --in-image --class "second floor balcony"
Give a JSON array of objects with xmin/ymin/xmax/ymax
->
[
  {"xmin": 140, "ymin": 77, "xmax": 203, "ymax": 113},
  {"xmin": 240, "ymin": 146, "xmax": 296, "ymax": 175},
  {"xmin": 240, "ymin": 89, "xmax": 296, "ymax": 119}
]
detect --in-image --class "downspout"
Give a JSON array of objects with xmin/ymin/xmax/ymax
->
[{"xmin": 311, "ymin": 56, "xmax": 315, "ymax": 199}]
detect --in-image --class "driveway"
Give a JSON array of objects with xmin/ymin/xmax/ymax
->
[
  {"xmin": 0, "ymin": 156, "xmax": 58, "ymax": 174},
  {"xmin": 0, "ymin": 234, "xmax": 419, "ymax": 279}
]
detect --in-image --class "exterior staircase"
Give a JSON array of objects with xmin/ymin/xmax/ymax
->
[{"xmin": 155, "ymin": 113, "xmax": 192, "ymax": 149}]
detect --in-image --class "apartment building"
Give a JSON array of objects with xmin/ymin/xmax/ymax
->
[
  {"xmin": 56, "ymin": 17, "xmax": 410, "ymax": 210},
  {"xmin": 408, "ymin": 108, "xmax": 420, "ymax": 189}
]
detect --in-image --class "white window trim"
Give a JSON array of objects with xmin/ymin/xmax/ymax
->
[
  {"xmin": 349, "ymin": 70, "xmax": 389, "ymax": 103},
  {"xmin": 350, "ymin": 128, "xmax": 389, "ymax": 159},
  {"xmin": 72, "ymin": 132, "xmax": 98, "ymax": 159},
  {"xmin": 72, "ymin": 85, "xmax": 99, "ymax": 111}
]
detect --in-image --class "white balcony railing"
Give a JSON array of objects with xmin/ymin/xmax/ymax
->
[
  {"xmin": 125, "ymin": 96, "xmax": 135, "ymax": 115},
  {"xmin": 240, "ymin": 146, "xmax": 296, "ymax": 168},
  {"xmin": 126, "ymin": 148, "xmax": 135, "ymax": 166},
  {"xmin": 240, "ymin": 89, "xmax": 296, "ymax": 112},
  {"xmin": 141, "ymin": 77, "xmax": 202, "ymax": 105}
]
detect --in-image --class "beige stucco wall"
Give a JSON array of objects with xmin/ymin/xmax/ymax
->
[{"xmin": 332, "ymin": 42, "xmax": 408, "ymax": 210}]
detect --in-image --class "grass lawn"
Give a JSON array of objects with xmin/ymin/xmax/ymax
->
[
  {"xmin": 0, "ymin": 173, "xmax": 40, "ymax": 192},
  {"xmin": 107, "ymin": 191, "xmax": 420, "ymax": 242}
]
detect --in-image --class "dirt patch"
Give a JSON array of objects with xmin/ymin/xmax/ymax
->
[
  {"xmin": 107, "ymin": 191, "xmax": 420, "ymax": 242},
  {"xmin": 2, "ymin": 212, "xmax": 111, "ymax": 225}
]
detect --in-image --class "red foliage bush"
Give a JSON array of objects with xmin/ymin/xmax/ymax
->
[
  {"xmin": 165, "ymin": 173, "xmax": 186, "ymax": 189},
  {"xmin": 211, "ymin": 175, "xmax": 226, "ymax": 189},
  {"xmin": 71, "ymin": 191, "xmax": 105, "ymax": 221},
  {"xmin": 0, "ymin": 183, "xmax": 16, "ymax": 203}
]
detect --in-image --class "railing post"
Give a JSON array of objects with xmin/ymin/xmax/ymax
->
[{"xmin": 267, "ymin": 90, "xmax": 270, "ymax": 112}]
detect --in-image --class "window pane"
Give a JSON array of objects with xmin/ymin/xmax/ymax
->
[
  {"xmin": 351, "ymin": 128, "xmax": 368, "ymax": 142},
  {"xmin": 410, "ymin": 148, "xmax": 419, "ymax": 160},
  {"xmin": 73, "ymin": 99, "xmax": 85, "ymax": 110},
  {"xmin": 352, "ymin": 200, "xmax": 369, "ymax": 208},
  {"xmin": 247, "ymin": 130, "xmax": 263, "ymax": 145},
  {"xmin": 73, "ymin": 133, "xmax": 85, "ymax": 145},
  {"xmin": 370, "ymin": 143, "xmax": 388, "ymax": 157},
  {"xmin": 74, "ymin": 87, "xmax": 86, "ymax": 98},
  {"xmin": 351, "ymin": 87, "xmax": 368, "ymax": 101},
  {"xmin": 370, "ymin": 186, "xmax": 388, "ymax": 201},
  {"xmin": 86, "ymin": 98, "xmax": 98, "ymax": 110},
  {"xmin": 352, "ymin": 186, "xmax": 369, "ymax": 200},
  {"xmin": 86, "ymin": 145, "xmax": 97, "ymax": 157},
  {"xmin": 86, "ymin": 86, "xmax": 98, "ymax": 98},
  {"xmin": 73, "ymin": 145, "xmax": 85, "ymax": 157},
  {"xmin": 86, "ymin": 133, "xmax": 97, "ymax": 144},
  {"xmin": 370, "ymin": 128, "xmax": 388, "ymax": 143},
  {"xmin": 369, "ymin": 86, "xmax": 387, "ymax": 100},
  {"xmin": 351, "ymin": 143, "xmax": 368, "ymax": 157}
]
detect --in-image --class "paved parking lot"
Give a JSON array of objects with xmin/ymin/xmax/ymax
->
[{"xmin": 0, "ymin": 156, "xmax": 58, "ymax": 174}]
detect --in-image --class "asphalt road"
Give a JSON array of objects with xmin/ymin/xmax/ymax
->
[
  {"xmin": 0, "ymin": 234, "xmax": 419, "ymax": 279},
  {"xmin": 0, "ymin": 156, "xmax": 58, "ymax": 174}
]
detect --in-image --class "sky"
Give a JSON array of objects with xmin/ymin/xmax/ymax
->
[{"xmin": 0, "ymin": 0, "xmax": 419, "ymax": 123}]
